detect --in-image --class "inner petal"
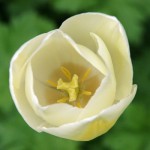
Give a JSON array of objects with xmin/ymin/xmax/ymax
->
[
  {"xmin": 34, "ymin": 63, "xmax": 102, "ymax": 108},
  {"xmin": 25, "ymin": 63, "xmax": 83, "ymax": 126},
  {"xmin": 30, "ymin": 30, "xmax": 105, "ymax": 107},
  {"xmin": 77, "ymin": 33, "xmax": 116, "ymax": 120}
]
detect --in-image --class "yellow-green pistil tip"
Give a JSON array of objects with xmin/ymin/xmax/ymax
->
[{"xmin": 57, "ymin": 74, "xmax": 79, "ymax": 102}]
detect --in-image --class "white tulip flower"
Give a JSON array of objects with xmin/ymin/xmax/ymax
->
[{"xmin": 9, "ymin": 13, "xmax": 137, "ymax": 141}]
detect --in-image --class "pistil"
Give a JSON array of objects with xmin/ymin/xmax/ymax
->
[{"xmin": 57, "ymin": 74, "xmax": 79, "ymax": 102}]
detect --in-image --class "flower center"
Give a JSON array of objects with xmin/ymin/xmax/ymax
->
[
  {"xmin": 57, "ymin": 74, "xmax": 79, "ymax": 102},
  {"xmin": 47, "ymin": 66, "xmax": 92, "ymax": 108}
]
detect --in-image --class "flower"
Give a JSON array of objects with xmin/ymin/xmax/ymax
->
[{"xmin": 9, "ymin": 12, "xmax": 137, "ymax": 141}]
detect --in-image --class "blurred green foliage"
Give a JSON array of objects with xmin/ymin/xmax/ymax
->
[{"xmin": 0, "ymin": 0, "xmax": 150, "ymax": 150}]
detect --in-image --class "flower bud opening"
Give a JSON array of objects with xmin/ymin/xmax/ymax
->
[{"xmin": 47, "ymin": 65, "xmax": 101, "ymax": 108}]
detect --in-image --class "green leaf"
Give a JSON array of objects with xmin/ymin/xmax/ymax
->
[
  {"xmin": 0, "ymin": 111, "xmax": 79, "ymax": 150},
  {"xmin": 9, "ymin": 11, "xmax": 56, "ymax": 52},
  {"xmin": 103, "ymin": 131, "xmax": 146, "ymax": 150},
  {"xmin": 51, "ymin": 0, "xmax": 99, "ymax": 13},
  {"xmin": 133, "ymin": 49, "xmax": 150, "ymax": 106},
  {"xmin": 32, "ymin": 133, "xmax": 79, "ymax": 150},
  {"xmin": 0, "ymin": 23, "xmax": 13, "ymax": 113},
  {"xmin": 121, "ymin": 104, "xmax": 147, "ymax": 131},
  {"xmin": 7, "ymin": 0, "xmax": 48, "ymax": 17}
]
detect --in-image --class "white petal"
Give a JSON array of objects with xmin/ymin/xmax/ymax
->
[
  {"xmin": 9, "ymin": 80, "xmax": 45, "ymax": 130},
  {"xmin": 10, "ymin": 33, "xmax": 48, "ymax": 89},
  {"xmin": 60, "ymin": 12, "xmax": 133, "ymax": 100},
  {"xmin": 90, "ymin": 33, "xmax": 114, "ymax": 72},
  {"xmin": 9, "ymin": 33, "xmax": 49, "ymax": 130},
  {"xmin": 77, "ymin": 33, "xmax": 116, "ymax": 120},
  {"xmin": 25, "ymin": 63, "xmax": 82, "ymax": 126},
  {"xmin": 77, "ymin": 44, "xmax": 107, "ymax": 76},
  {"xmin": 39, "ymin": 85, "xmax": 137, "ymax": 141},
  {"xmin": 30, "ymin": 29, "xmax": 105, "ymax": 83},
  {"xmin": 100, "ymin": 85, "xmax": 137, "ymax": 121}
]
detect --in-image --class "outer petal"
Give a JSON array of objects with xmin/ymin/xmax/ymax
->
[
  {"xmin": 60, "ymin": 12, "xmax": 133, "ymax": 100},
  {"xmin": 10, "ymin": 33, "xmax": 48, "ymax": 88},
  {"xmin": 40, "ymin": 85, "xmax": 137, "ymax": 141},
  {"xmin": 77, "ymin": 33, "xmax": 116, "ymax": 120},
  {"xmin": 9, "ymin": 33, "xmax": 49, "ymax": 130}
]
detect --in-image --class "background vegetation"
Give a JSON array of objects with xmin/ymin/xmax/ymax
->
[{"xmin": 0, "ymin": 0, "xmax": 150, "ymax": 150}]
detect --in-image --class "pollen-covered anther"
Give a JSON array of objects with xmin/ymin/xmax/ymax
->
[
  {"xmin": 47, "ymin": 80, "xmax": 57, "ymax": 88},
  {"xmin": 81, "ymin": 90, "xmax": 92, "ymax": 96},
  {"xmin": 57, "ymin": 97, "xmax": 68, "ymax": 103}
]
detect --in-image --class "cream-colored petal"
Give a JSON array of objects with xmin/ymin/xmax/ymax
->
[
  {"xmin": 90, "ymin": 33, "xmax": 114, "ymax": 72},
  {"xmin": 77, "ymin": 33, "xmax": 116, "ymax": 120},
  {"xmin": 9, "ymin": 33, "xmax": 51, "ymax": 130},
  {"xmin": 30, "ymin": 29, "xmax": 104, "ymax": 83},
  {"xmin": 99, "ymin": 85, "xmax": 137, "ymax": 121},
  {"xmin": 10, "ymin": 63, "xmax": 45, "ymax": 130},
  {"xmin": 10, "ymin": 33, "xmax": 48, "ymax": 89},
  {"xmin": 39, "ymin": 85, "xmax": 137, "ymax": 141},
  {"xmin": 77, "ymin": 73, "xmax": 115, "ymax": 120},
  {"xmin": 60, "ymin": 12, "xmax": 133, "ymax": 100},
  {"xmin": 25, "ymin": 62, "xmax": 83, "ymax": 127},
  {"xmin": 77, "ymin": 44, "xmax": 107, "ymax": 76},
  {"xmin": 9, "ymin": 79, "xmax": 45, "ymax": 130}
]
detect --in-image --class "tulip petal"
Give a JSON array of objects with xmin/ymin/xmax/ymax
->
[
  {"xmin": 10, "ymin": 33, "xmax": 48, "ymax": 89},
  {"xmin": 30, "ymin": 30, "xmax": 105, "ymax": 83},
  {"xmin": 77, "ymin": 33, "xmax": 116, "ymax": 120},
  {"xmin": 9, "ymin": 33, "xmax": 50, "ymax": 130},
  {"xmin": 40, "ymin": 85, "xmax": 137, "ymax": 141},
  {"xmin": 60, "ymin": 12, "xmax": 133, "ymax": 100},
  {"xmin": 25, "ymin": 63, "xmax": 82, "ymax": 126}
]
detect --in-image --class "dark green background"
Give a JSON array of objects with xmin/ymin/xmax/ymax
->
[{"xmin": 0, "ymin": 0, "xmax": 150, "ymax": 150}]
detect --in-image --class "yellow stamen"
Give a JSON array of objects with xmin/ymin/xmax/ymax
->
[
  {"xmin": 81, "ymin": 68, "xmax": 91, "ymax": 83},
  {"xmin": 81, "ymin": 90, "xmax": 92, "ymax": 96},
  {"xmin": 57, "ymin": 97, "xmax": 68, "ymax": 103},
  {"xmin": 57, "ymin": 74, "xmax": 79, "ymax": 102},
  {"xmin": 61, "ymin": 66, "xmax": 72, "ymax": 80},
  {"xmin": 47, "ymin": 66, "xmax": 93, "ymax": 108},
  {"xmin": 47, "ymin": 80, "xmax": 57, "ymax": 88},
  {"xmin": 76, "ymin": 102, "xmax": 82, "ymax": 108}
]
